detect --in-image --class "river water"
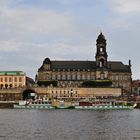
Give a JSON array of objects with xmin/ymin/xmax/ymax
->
[{"xmin": 0, "ymin": 109, "xmax": 140, "ymax": 140}]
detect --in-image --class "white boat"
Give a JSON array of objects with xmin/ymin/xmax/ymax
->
[{"xmin": 13, "ymin": 100, "xmax": 55, "ymax": 109}]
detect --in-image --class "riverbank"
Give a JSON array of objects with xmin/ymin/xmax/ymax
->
[{"xmin": 0, "ymin": 101, "xmax": 18, "ymax": 108}]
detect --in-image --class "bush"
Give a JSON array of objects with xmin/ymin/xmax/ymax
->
[
  {"xmin": 37, "ymin": 80, "xmax": 57, "ymax": 87},
  {"xmin": 82, "ymin": 80, "xmax": 112, "ymax": 87}
]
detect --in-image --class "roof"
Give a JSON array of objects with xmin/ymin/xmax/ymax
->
[
  {"xmin": 38, "ymin": 60, "xmax": 131, "ymax": 72},
  {"xmin": 52, "ymin": 61, "xmax": 96, "ymax": 70},
  {"xmin": 0, "ymin": 71, "xmax": 26, "ymax": 76},
  {"xmin": 107, "ymin": 61, "xmax": 131, "ymax": 72}
]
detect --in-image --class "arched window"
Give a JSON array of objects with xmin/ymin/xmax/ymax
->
[
  {"xmin": 100, "ymin": 47, "xmax": 103, "ymax": 52},
  {"xmin": 100, "ymin": 72, "xmax": 105, "ymax": 80},
  {"xmin": 9, "ymin": 84, "xmax": 12, "ymax": 88},
  {"xmin": 0, "ymin": 84, "xmax": 3, "ymax": 89},
  {"xmin": 99, "ymin": 59, "xmax": 104, "ymax": 67},
  {"xmin": 5, "ymin": 84, "xmax": 8, "ymax": 89}
]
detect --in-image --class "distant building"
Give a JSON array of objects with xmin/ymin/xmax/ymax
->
[
  {"xmin": 26, "ymin": 76, "xmax": 35, "ymax": 87},
  {"xmin": 132, "ymin": 80, "xmax": 140, "ymax": 95},
  {"xmin": 0, "ymin": 71, "xmax": 26, "ymax": 88},
  {"xmin": 36, "ymin": 33, "xmax": 132, "ymax": 93}
]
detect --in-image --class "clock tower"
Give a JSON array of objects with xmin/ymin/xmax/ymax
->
[
  {"xmin": 95, "ymin": 32, "xmax": 108, "ymax": 68},
  {"xmin": 95, "ymin": 32, "xmax": 108, "ymax": 79}
]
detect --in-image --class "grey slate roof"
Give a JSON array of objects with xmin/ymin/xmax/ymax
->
[
  {"xmin": 51, "ymin": 61, "xmax": 96, "ymax": 70},
  {"xmin": 39, "ymin": 60, "xmax": 131, "ymax": 72},
  {"xmin": 107, "ymin": 61, "xmax": 130, "ymax": 72}
]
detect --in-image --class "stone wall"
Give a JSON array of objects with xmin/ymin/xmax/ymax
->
[{"xmin": 0, "ymin": 87, "xmax": 122, "ymax": 101}]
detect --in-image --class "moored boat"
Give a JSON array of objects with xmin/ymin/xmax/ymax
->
[
  {"xmin": 13, "ymin": 100, "xmax": 55, "ymax": 109},
  {"xmin": 13, "ymin": 99, "xmax": 137, "ymax": 110},
  {"xmin": 73, "ymin": 99, "xmax": 137, "ymax": 110},
  {"xmin": 74, "ymin": 104, "xmax": 136, "ymax": 110}
]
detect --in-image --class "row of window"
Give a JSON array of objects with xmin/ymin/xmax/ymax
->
[
  {"xmin": 52, "ymin": 90, "xmax": 77, "ymax": 94},
  {"xmin": 51, "ymin": 75, "xmax": 95, "ymax": 80},
  {"xmin": 51, "ymin": 90, "xmax": 78, "ymax": 97},
  {"xmin": 52, "ymin": 69, "xmax": 91, "ymax": 72},
  {"xmin": 110, "ymin": 75, "xmax": 129, "ymax": 81},
  {"xmin": 112, "ymin": 82, "xmax": 130, "ymax": 88},
  {"xmin": 48, "ymin": 75, "xmax": 129, "ymax": 81},
  {"xmin": 0, "ymin": 77, "xmax": 23, "ymax": 83},
  {"xmin": 0, "ymin": 84, "xmax": 24, "ymax": 88}
]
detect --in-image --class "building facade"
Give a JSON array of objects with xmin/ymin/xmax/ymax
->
[
  {"xmin": 0, "ymin": 71, "xmax": 26, "ymax": 88},
  {"xmin": 132, "ymin": 80, "xmax": 140, "ymax": 95},
  {"xmin": 48, "ymin": 87, "xmax": 121, "ymax": 99},
  {"xmin": 36, "ymin": 33, "xmax": 132, "ymax": 93}
]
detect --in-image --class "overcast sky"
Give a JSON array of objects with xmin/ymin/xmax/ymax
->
[{"xmin": 0, "ymin": 0, "xmax": 140, "ymax": 79}]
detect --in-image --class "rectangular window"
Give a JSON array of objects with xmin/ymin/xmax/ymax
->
[
  {"xmin": 52, "ymin": 75, "xmax": 56, "ymax": 80},
  {"xmin": 82, "ymin": 75, "xmax": 86, "ymax": 80},
  {"xmin": 87, "ymin": 75, "xmax": 90, "ymax": 80},
  {"xmin": 77, "ymin": 75, "xmax": 81, "ymax": 80},
  {"xmin": 67, "ymin": 75, "xmax": 71, "ymax": 80},
  {"xmin": 9, "ymin": 77, "xmax": 12, "ymax": 82},
  {"xmin": 72, "ymin": 75, "xmax": 76, "ymax": 80},
  {"xmin": 62, "ymin": 75, "xmax": 66, "ymax": 80},
  {"xmin": 5, "ymin": 77, "xmax": 7, "ymax": 82},
  {"xmin": 14, "ymin": 77, "xmax": 17, "ymax": 82},
  {"xmin": 19, "ymin": 77, "xmax": 22, "ymax": 82},
  {"xmin": 0, "ymin": 77, "xmax": 3, "ymax": 82},
  {"xmin": 57, "ymin": 75, "xmax": 61, "ymax": 80}
]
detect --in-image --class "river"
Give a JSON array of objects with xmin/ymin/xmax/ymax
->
[{"xmin": 0, "ymin": 109, "xmax": 140, "ymax": 140}]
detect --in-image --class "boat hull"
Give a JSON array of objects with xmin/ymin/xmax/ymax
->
[
  {"xmin": 13, "ymin": 104, "xmax": 55, "ymax": 109},
  {"xmin": 75, "ymin": 105, "xmax": 134, "ymax": 110},
  {"xmin": 54, "ymin": 106, "xmax": 75, "ymax": 109}
]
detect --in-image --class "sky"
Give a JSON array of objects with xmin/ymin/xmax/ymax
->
[{"xmin": 0, "ymin": 0, "xmax": 140, "ymax": 80}]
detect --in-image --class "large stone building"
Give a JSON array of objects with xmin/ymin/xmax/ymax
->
[
  {"xmin": 132, "ymin": 80, "xmax": 140, "ymax": 95},
  {"xmin": 36, "ymin": 33, "xmax": 132, "ymax": 93}
]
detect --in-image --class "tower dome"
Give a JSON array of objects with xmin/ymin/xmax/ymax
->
[{"xmin": 96, "ymin": 32, "xmax": 106, "ymax": 45}]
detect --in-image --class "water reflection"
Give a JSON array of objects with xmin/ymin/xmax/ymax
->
[{"xmin": 0, "ymin": 109, "xmax": 139, "ymax": 140}]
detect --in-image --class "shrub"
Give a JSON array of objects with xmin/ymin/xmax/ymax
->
[
  {"xmin": 37, "ymin": 80, "xmax": 57, "ymax": 87},
  {"xmin": 82, "ymin": 80, "xmax": 112, "ymax": 87}
]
